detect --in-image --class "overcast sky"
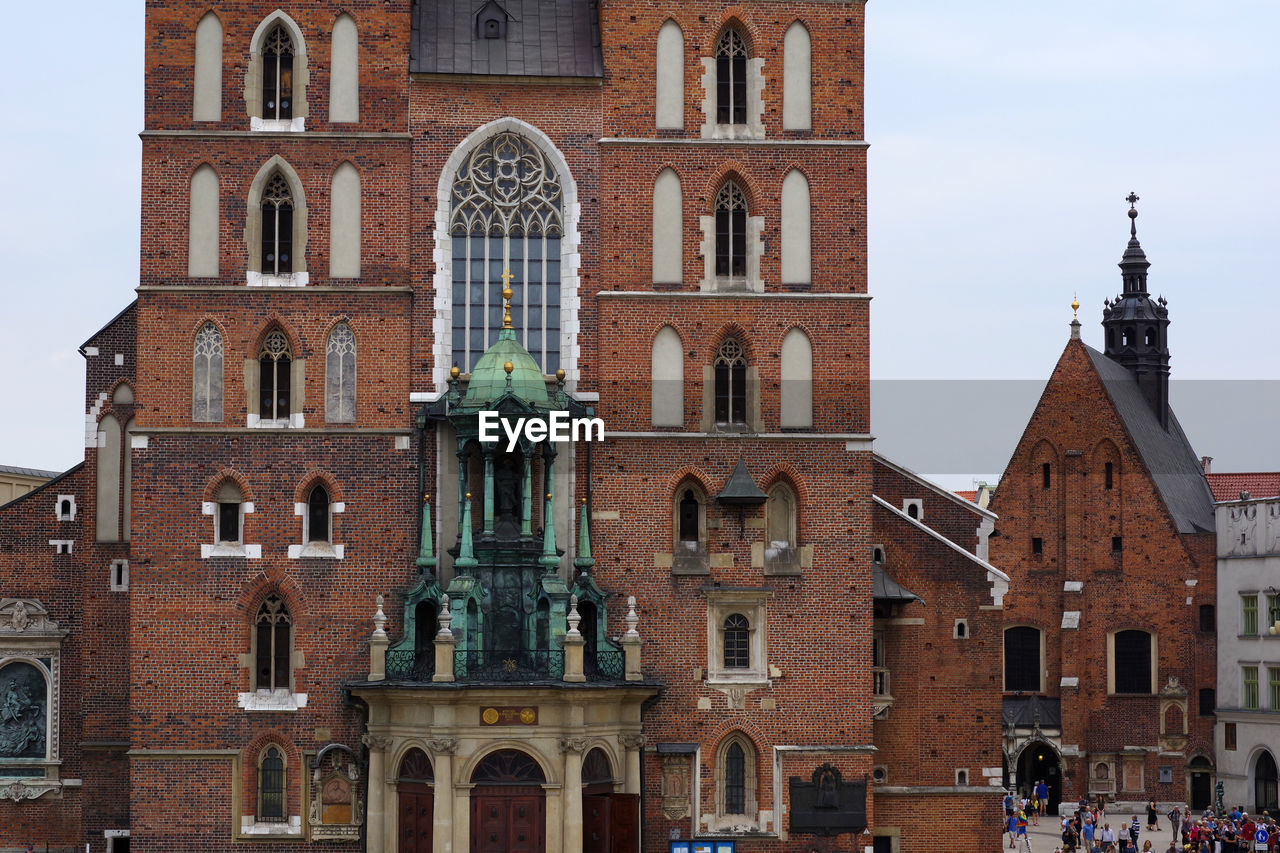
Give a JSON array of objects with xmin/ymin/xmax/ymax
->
[{"xmin": 1, "ymin": 1, "xmax": 1276, "ymax": 484}]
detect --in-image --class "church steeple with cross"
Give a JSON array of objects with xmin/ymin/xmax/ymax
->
[{"xmin": 1101, "ymin": 192, "xmax": 1173, "ymax": 427}]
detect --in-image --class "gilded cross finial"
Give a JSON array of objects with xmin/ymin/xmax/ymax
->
[
  {"xmin": 1126, "ymin": 192, "xmax": 1140, "ymax": 238},
  {"xmin": 1072, "ymin": 292, "xmax": 1079, "ymax": 320},
  {"xmin": 500, "ymin": 268, "xmax": 515, "ymax": 329}
]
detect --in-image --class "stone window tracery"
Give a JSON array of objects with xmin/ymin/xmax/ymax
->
[
  {"xmin": 325, "ymin": 323, "xmax": 356, "ymax": 423},
  {"xmin": 255, "ymin": 596, "xmax": 292, "ymax": 692},
  {"xmin": 714, "ymin": 183, "xmax": 747, "ymax": 280},
  {"xmin": 261, "ymin": 175, "xmax": 294, "ymax": 275},
  {"xmin": 450, "ymin": 131, "xmax": 563, "ymax": 374},
  {"xmin": 262, "ymin": 27, "xmax": 294, "ymax": 122},
  {"xmin": 193, "ymin": 322, "xmax": 224, "ymax": 422},
  {"xmin": 714, "ymin": 337, "xmax": 747, "ymax": 426},
  {"xmin": 258, "ymin": 330, "xmax": 292, "ymax": 422},
  {"xmin": 258, "ymin": 745, "xmax": 286, "ymax": 822},
  {"xmin": 716, "ymin": 30, "xmax": 748, "ymax": 125}
]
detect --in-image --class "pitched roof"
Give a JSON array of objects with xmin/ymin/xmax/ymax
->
[
  {"xmin": 411, "ymin": 0, "xmax": 603, "ymax": 78},
  {"xmin": 1206, "ymin": 472, "xmax": 1280, "ymax": 502},
  {"xmin": 954, "ymin": 490, "xmax": 978, "ymax": 503},
  {"xmin": 0, "ymin": 464, "xmax": 62, "ymax": 479},
  {"xmin": 871, "ymin": 563, "xmax": 922, "ymax": 603},
  {"xmin": 1084, "ymin": 345, "xmax": 1216, "ymax": 534}
]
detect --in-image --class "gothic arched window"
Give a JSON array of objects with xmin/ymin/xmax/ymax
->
[
  {"xmin": 262, "ymin": 26, "xmax": 294, "ymax": 121},
  {"xmin": 714, "ymin": 182, "xmax": 747, "ymax": 279},
  {"xmin": 193, "ymin": 322, "xmax": 224, "ymax": 422},
  {"xmin": 258, "ymin": 330, "xmax": 292, "ymax": 422},
  {"xmin": 325, "ymin": 322, "xmax": 356, "ymax": 423},
  {"xmin": 716, "ymin": 30, "xmax": 748, "ymax": 125},
  {"xmin": 255, "ymin": 595, "xmax": 292, "ymax": 691},
  {"xmin": 306, "ymin": 485, "xmax": 330, "ymax": 543},
  {"xmin": 714, "ymin": 337, "xmax": 747, "ymax": 426},
  {"xmin": 258, "ymin": 745, "xmax": 286, "ymax": 822},
  {"xmin": 450, "ymin": 132, "xmax": 564, "ymax": 374},
  {"xmin": 261, "ymin": 174, "xmax": 294, "ymax": 275}
]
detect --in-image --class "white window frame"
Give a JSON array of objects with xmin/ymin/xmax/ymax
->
[
  {"xmin": 202, "ymin": 498, "xmax": 260, "ymax": 559},
  {"xmin": 55, "ymin": 495, "xmax": 76, "ymax": 521},
  {"xmin": 288, "ymin": 493, "xmax": 345, "ymax": 559},
  {"xmin": 110, "ymin": 559, "xmax": 129, "ymax": 592},
  {"xmin": 706, "ymin": 590, "xmax": 770, "ymax": 687}
]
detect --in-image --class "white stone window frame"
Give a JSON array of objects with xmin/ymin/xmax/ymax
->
[
  {"xmin": 706, "ymin": 590, "xmax": 771, "ymax": 688},
  {"xmin": 699, "ymin": 32, "xmax": 765, "ymax": 140},
  {"xmin": 245, "ymin": 156, "xmax": 310, "ymax": 288},
  {"xmin": 902, "ymin": 498, "xmax": 923, "ymax": 520},
  {"xmin": 431, "ymin": 117, "xmax": 582, "ymax": 392},
  {"xmin": 238, "ymin": 597, "xmax": 307, "ymax": 713},
  {"xmin": 245, "ymin": 11, "xmax": 308, "ymax": 133},
  {"xmin": 0, "ymin": 598, "xmax": 67, "ymax": 800},
  {"xmin": 953, "ymin": 618, "xmax": 969, "ymax": 640},
  {"xmin": 710, "ymin": 733, "xmax": 760, "ymax": 834},
  {"xmin": 202, "ymin": 499, "xmax": 261, "ymax": 559},
  {"xmin": 109, "ymin": 559, "xmax": 129, "ymax": 592},
  {"xmin": 55, "ymin": 495, "xmax": 76, "ymax": 522},
  {"xmin": 698, "ymin": 184, "xmax": 764, "ymax": 294},
  {"xmin": 288, "ymin": 494, "xmax": 345, "ymax": 559},
  {"xmin": 48, "ymin": 540, "xmax": 73, "ymax": 555}
]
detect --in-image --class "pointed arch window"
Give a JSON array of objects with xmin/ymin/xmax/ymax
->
[
  {"xmin": 716, "ymin": 30, "xmax": 748, "ymax": 125},
  {"xmin": 449, "ymin": 131, "xmax": 564, "ymax": 374},
  {"xmin": 255, "ymin": 595, "xmax": 292, "ymax": 691},
  {"xmin": 714, "ymin": 182, "xmax": 747, "ymax": 279},
  {"xmin": 193, "ymin": 322, "xmax": 224, "ymax": 422},
  {"xmin": 764, "ymin": 482, "xmax": 800, "ymax": 573},
  {"xmin": 325, "ymin": 322, "xmax": 356, "ymax": 423},
  {"xmin": 259, "ymin": 330, "xmax": 292, "ymax": 422},
  {"xmin": 262, "ymin": 26, "xmax": 294, "ymax": 121},
  {"xmin": 216, "ymin": 481, "xmax": 242, "ymax": 545},
  {"xmin": 258, "ymin": 745, "xmax": 286, "ymax": 822},
  {"xmin": 724, "ymin": 741, "xmax": 746, "ymax": 813},
  {"xmin": 714, "ymin": 337, "xmax": 748, "ymax": 426},
  {"xmin": 261, "ymin": 174, "xmax": 294, "ymax": 275},
  {"xmin": 306, "ymin": 485, "xmax": 330, "ymax": 543}
]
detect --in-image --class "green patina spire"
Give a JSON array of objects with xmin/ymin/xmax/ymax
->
[
  {"xmin": 574, "ymin": 497, "xmax": 594, "ymax": 572},
  {"xmin": 415, "ymin": 494, "xmax": 437, "ymax": 572},
  {"xmin": 540, "ymin": 491, "xmax": 560, "ymax": 574},
  {"xmin": 455, "ymin": 492, "xmax": 478, "ymax": 571}
]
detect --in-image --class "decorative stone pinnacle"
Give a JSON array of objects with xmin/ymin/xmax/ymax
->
[
  {"xmin": 437, "ymin": 593, "xmax": 453, "ymax": 638},
  {"xmin": 372, "ymin": 594, "xmax": 388, "ymax": 641},
  {"xmin": 624, "ymin": 595, "xmax": 640, "ymax": 640},
  {"xmin": 567, "ymin": 594, "xmax": 581, "ymax": 637}
]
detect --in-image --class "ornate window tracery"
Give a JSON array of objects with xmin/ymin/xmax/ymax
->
[
  {"xmin": 325, "ymin": 323, "xmax": 356, "ymax": 423},
  {"xmin": 262, "ymin": 26, "xmax": 294, "ymax": 121},
  {"xmin": 714, "ymin": 337, "xmax": 747, "ymax": 425},
  {"xmin": 716, "ymin": 30, "xmax": 748, "ymax": 125},
  {"xmin": 255, "ymin": 595, "xmax": 292, "ymax": 691},
  {"xmin": 714, "ymin": 182, "xmax": 747, "ymax": 279},
  {"xmin": 258, "ymin": 330, "xmax": 292, "ymax": 421},
  {"xmin": 449, "ymin": 132, "xmax": 563, "ymax": 373},
  {"xmin": 261, "ymin": 175, "xmax": 294, "ymax": 275},
  {"xmin": 258, "ymin": 745, "xmax": 287, "ymax": 822},
  {"xmin": 193, "ymin": 322, "xmax": 224, "ymax": 422}
]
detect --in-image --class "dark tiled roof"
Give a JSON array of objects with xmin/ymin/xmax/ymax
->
[
  {"xmin": 1085, "ymin": 346, "xmax": 1216, "ymax": 534},
  {"xmin": 411, "ymin": 0, "xmax": 603, "ymax": 78},
  {"xmin": 872, "ymin": 564, "xmax": 922, "ymax": 604},
  {"xmin": 1207, "ymin": 472, "xmax": 1280, "ymax": 502},
  {"xmin": 0, "ymin": 464, "xmax": 62, "ymax": 479}
]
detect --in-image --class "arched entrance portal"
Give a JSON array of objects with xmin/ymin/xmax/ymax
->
[
  {"xmin": 1256, "ymin": 749, "xmax": 1279, "ymax": 814},
  {"xmin": 470, "ymin": 749, "xmax": 546, "ymax": 853},
  {"xmin": 1188, "ymin": 755, "xmax": 1213, "ymax": 811},
  {"xmin": 1017, "ymin": 743, "xmax": 1061, "ymax": 815},
  {"xmin": 398, "ymin": 748, "xmax": 435, "ymax": 853},
  {"xmin": 582, "ymin": 747, "xmax": 639, "ymax": 853}
]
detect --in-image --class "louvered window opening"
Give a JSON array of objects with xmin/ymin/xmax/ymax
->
[
  {"xmin": 450, "ymin": 132, "xmax": 563, "ymax": 374},
  {"xmin": 716, "ymin": 30, "xmax": 747, "ymax": 125},
  {"xmin": 723, "ymin": 613, "xmax": 750, "ymax": 669},
  {"xmin": 262, "ymin": 26, "xmax": 294, "ymax": 120}
]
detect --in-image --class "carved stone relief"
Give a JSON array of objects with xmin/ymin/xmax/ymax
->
[{"xmin": 661, "ymin": 755, "xmax": 691, "ymax": 820}]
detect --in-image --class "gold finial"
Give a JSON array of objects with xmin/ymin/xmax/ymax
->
[
  {"xmin": 450, "ymin": 364, "xmax": 460, "ymax": 380},
  {"xmin": 465, "ymin": 492, "xmax": 472, "ymax": 499},
  {"xmin": 500, "ymin": 269, "xmax": 515, "ymax": 329},
  {"xmin": 547, "ymin": 493, "xmax": 553, "ymax": 500},
  {"xmin": 555, "ymin": 368, "xmax": 566, "ymax": 384},
  {"xmin": 504, "ymin": 360, "xmax": 514, "ymax": 374},
  {"xmin": 581, "ymin": 497, "xmax": 587, "ymax": 505},
  {"xmin": 1071, "ymin": 292, "xmax": 1080, "ymax": 320},
  {"xmin": 423, "ymin": 494, "xmax": 430, "ymax": 503}
]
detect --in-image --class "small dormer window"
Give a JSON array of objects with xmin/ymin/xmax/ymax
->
[{"xmin": 475, "ymin": 1, "xmax": 509, "ymax": 40}]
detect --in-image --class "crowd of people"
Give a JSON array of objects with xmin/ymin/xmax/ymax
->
[{"xmin": 1003, "ymin": 784, "xmax": 1279, "ymax": 852}]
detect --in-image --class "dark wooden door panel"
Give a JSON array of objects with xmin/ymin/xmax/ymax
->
[{"xmin": 609, "ymin": 794, "xmax": 639, "ymax": 853}]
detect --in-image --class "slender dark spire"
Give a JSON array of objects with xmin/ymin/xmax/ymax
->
[{"xmin": 1101, "ymin": 193, "xmax": 1171, "ymax": 428}]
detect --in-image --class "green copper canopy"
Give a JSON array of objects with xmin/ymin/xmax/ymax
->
[{"xmin": 462, "ymin": 327, "xmax": 550, "ymax": 407}]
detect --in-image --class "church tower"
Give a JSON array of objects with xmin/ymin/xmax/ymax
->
[{"xmin": 1101, "ymin": 194, "xmax": 1172, "ymax": 427}]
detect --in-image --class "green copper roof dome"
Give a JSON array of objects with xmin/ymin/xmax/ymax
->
[{"xmin": 463, "ymin": 327, "xmax": 550, "ymax": 406}]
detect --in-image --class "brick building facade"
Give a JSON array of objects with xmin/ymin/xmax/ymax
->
[
  {"xmin": 0, "ymin": 2, "xmax": 1003, "ymax": 850},
  {"xmin": 988, "ymin": 208, "xmax": 1218, "ymax": 815}
]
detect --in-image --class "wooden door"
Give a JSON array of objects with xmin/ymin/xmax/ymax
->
[
  {"xmin": 583, "ymin": 793, "xmax": 610, "ymax": 853},
  {"xmin": 400, "ymin": 783, "xmax": 433, "ymax": 853},
  {"xmin": 471, "ymin": 787, "xmax": 545, "ymax": 853},
  {"xmin": 608, "ymin": 793, "xmax": 639, "ymax": 853}
]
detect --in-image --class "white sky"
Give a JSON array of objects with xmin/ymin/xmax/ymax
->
[{"xmin": 0, "ymin": 1, "xmax": 1276, "ymax": 481}]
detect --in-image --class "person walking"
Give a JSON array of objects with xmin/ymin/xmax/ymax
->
[{"xmin": 1148, "ymin": 800, "xmax": 1160, "ymax": 832}]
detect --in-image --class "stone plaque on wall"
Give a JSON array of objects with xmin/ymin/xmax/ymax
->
[{"xmin": 788, "ymin": 764, "xmax": 867, "ymax": 837}]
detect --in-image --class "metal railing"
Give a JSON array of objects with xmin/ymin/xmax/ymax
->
[
  {"xmin": 384, "ymin": 648, "xmax": 435, "ymax": 680},
  {"xmin": 453, "ymin": 649, "xmax": 566, "ymax": 682}
]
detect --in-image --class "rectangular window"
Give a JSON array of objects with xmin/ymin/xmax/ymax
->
[
  {"xmin": 1111, "ymin": 536, "xmax": 1123, "ymax": 553},
  {"xmin": 1042, "ymin": 463, "xmax": 1051, "ymax": 490},
  {"xmin": 1199, "ymin": 604, "xmax": 1215, "ymax": 633},
  {"xmin": 1268, "ymin": 594, "xmax": 1280, "ymax": 631},
  {"xmin": 1243, "ymin": 666, "xmax": 1259, "ymax": 710},
  {"xmin": 1243, "ymin": 594, "xmax": 1259, "ymax": 636},
  {"xmin": 218, "ymin": 502, "xmax": 240, "ymax": 543},
  {"xmin": 1199, "ymin": 688, "xmax": 1215, "ymax": 717},
  {"xmin": 1031, "ymin": 537, "xmax": 1043, "ymax": 555},
  {"xmin": 1004, "ymin": 627, "xmax": 1041, "ymax": 693},
  {"xmin": 1270, "ymin": 667, "xmax": 1280, "ymax": 712},
  {"xmin": 1224, "ymin": 722, "xmax": 1237, "ymax": 750},
  {"xmin": 1113, "ymin": 630, "xmax": 1152, "ymax": 694},
  {"xmin": 1104, "ymin": 461, "xmax": 1114, "ymax": 489}
]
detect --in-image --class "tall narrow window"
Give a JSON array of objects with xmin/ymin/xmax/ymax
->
[
  {"xmin": 262, "ymin": 26, "xmax": 294, "ymax": 121},
  {"xmin": 723, "ymin": 613, "xmax": 750, "ymax": 669},
  {"xmin": 655, "ymin": 20, "xmax": 684, "ymax": 129},
  {"xmin": 261, "ymin": 174, "xmax": 294, "ymax": 275},
  {"xmin": 193, "ymin": 12, "xmax": 223, "ymax": 121},
  {"xmin": 307, "ymin": 485, "xmax": 330, "ymax": 543},
  {"xmin": 1269, "ymin": 667, "xmax": 1280, "ymax": 711},
  {"xmin": 329, "ymin": 14, "xmax": 358, "ymax": 123},
  {"xmin": 1042, "ymin": 462, "xmax": 1051, "ymax": 489},
  {"xmin": 1243, "ymin": 665, "xmax": 1259, "ymax": 710},
  {"xmin": 723, "ymin": 742, "xmax": 746, "ymax": 814},
  {"xmin": 716, "ymin": 30, "xmax": 747, "ymax": 125},
  {"xmin": 678, "ymin": 489, "xmax": 701, "ymax": 545},
  {"xmin": 258, "ymin": 330, "xmax": 292, "ymax": 422},
  {"xmin": 216, "ymin": 482, "xmax": 242, "ymax": 544},
  {"xmin": 714, "ymin": 182, "xmax": 747, "ymax": 279},
  {"xmin": 1243, "ymin": 594, "xmax": 1259, "ymax": 636},
  {"xmin": 255, "ymin": 595, "xmax": 292, "ymax": 691},
  {"xmin": 450, "ymin": 131, "xmax": 564, "ymax": 373},
  {"xmin": 1003, "ymin": 626, "xmax": 1041, "ymax": 692},
  {"xmin": 1113, "ymin": 629, "xmax": 1153, "ymax": 694},
  {"xmin": 782, "ymin": 22, "xmax": 811, "ymax": 130},
  {"xmin": 325, "ymin": 322, "xmax": 356, "ymax": 422},
  {"xmin": 193, "ymin": 322, "xmax": 224, "ymax": 421},
  {"xmin": 780, "ymin": 170, "xmax": 811, "ymax": 285},
  {"xmin": 258, "ymin": 746, "xmax": 286, "ymax": 822},
  {"xmin": 1104, "ymin": 461, "xmax": 1114, "ymax": 489},
  {"xmin": 714, "ymin": 337, "xmax": 747, "ymax": 425}
]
